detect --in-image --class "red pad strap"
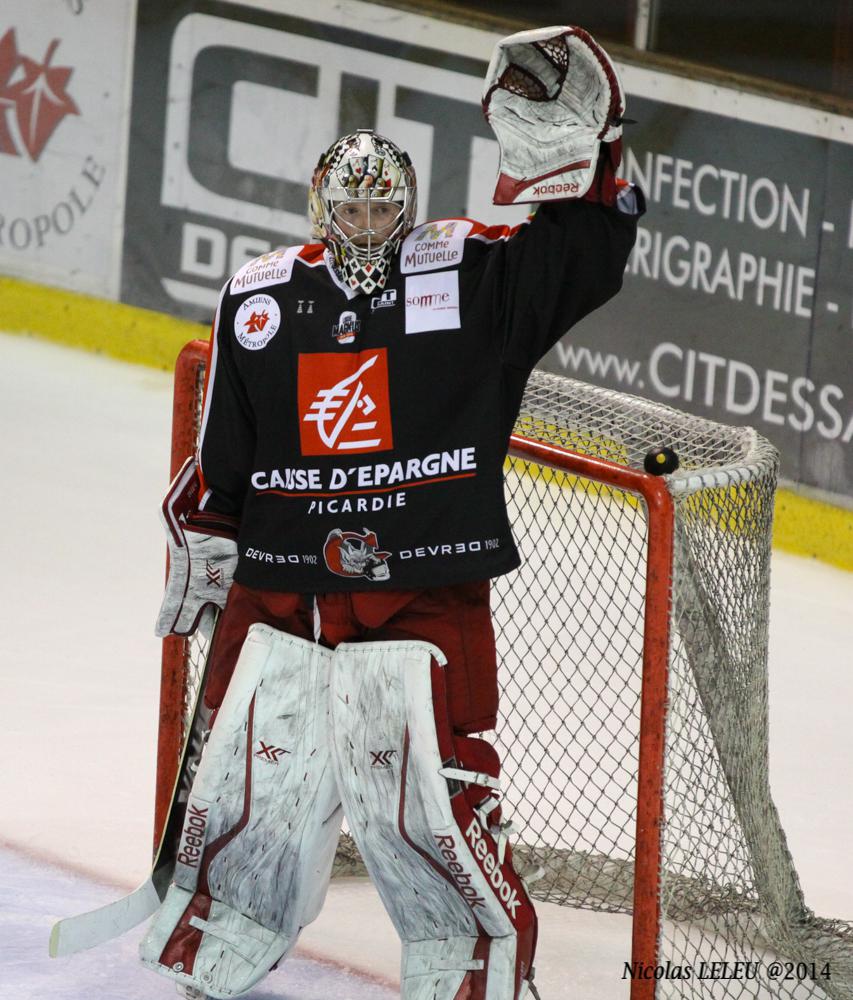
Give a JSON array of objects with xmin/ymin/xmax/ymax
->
[
  {"xmin": 582, "ymin": 138, "xmax": 623, "ymax": 207},
  {"xmin": 185, "ymin": 510, "xmax": 239, "ymax": 541}
]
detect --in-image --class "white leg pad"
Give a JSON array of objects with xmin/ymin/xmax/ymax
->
[
  {"xmin": 140, "ymin": 625, "xmax": 341, "ymax": 999},
  {"xmin": 329, "ymin": 641, "xmax": 536, "ymax": 1000},
  {"xmin": 139, "ymin": 885, "xmax": 289, "ymax": 998}
]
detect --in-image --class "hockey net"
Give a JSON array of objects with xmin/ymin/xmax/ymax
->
[{"xmin": 157, "ymin": 339, "xmax": 853, "ymax": 1000}]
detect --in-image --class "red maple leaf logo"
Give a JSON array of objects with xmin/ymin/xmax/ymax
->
[
  {"xmin": 0, "ymin": 30, "xmax": 20, "ymax": 157},
  {"xmin": 0, "ymin": 30, "xmax": 79, "ymax": 162}
]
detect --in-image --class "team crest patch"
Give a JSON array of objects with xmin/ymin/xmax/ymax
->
[
  {"xmin": 234, "ymin": 294, "xmax": 281, "ymax": 350},
  {"xmin": 332, "ymin": 310, "xmax": 361, "ymax": 344},
  {"xmin": 324, "ymin": 528, "xmax": 391, "ymax": 581}
]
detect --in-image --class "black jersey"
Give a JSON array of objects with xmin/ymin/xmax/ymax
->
[{"xmin": 197, "ymin": 195, "xmax": 642, "ymax": 592}]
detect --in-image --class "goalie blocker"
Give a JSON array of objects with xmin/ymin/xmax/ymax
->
[{"xmin": 156, "ymin": 456, "xmax": 239, "ymax": 638}]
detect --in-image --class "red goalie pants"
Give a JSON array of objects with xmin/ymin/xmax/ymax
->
[{"xmin": 204, "ymin": 580, "xmax": 499, "ymax": 735}]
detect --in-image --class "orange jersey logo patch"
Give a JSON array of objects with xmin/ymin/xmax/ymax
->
[{"xmin": 298, "ymin": 350, "xmax": 393, "ymax": 455}]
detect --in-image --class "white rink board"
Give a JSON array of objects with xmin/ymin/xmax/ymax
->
[{"xmin": 0, "ymin": 3, "xmax": 136, "ymax": 297}]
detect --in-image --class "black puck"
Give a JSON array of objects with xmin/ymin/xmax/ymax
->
[{"xmin": 644, "ymin": 446, "xmax": 680, "ymax": 475}]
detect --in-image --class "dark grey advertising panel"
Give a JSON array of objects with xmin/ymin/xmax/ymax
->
[
  {"xmin": 121, "ymin": 0, "xmax": 494, "ymax": 315},
  {"xmin": 554, "ymin": 98, "xmax": 853, "ymax": 497},
  {"xmin": 121, "ymin": 0, "xmax": 853, "ymax": 498}
]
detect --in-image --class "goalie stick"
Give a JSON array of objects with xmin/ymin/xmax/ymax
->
[{"xmin": 49, "ymin": 606, "xmax": 219, "ymax": 957}]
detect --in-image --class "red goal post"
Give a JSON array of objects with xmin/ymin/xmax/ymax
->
[
  {"xmin": 505, "ymin": 434, "xmax": 675, "ymax": 995},
  {"xmin": 155, "ymin": 339, "xmax": 853, "ymax": 1000}
]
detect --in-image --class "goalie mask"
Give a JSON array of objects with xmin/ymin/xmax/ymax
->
[{"xmin": 309, "ymin": 129, "xmax": 417, "ymax": 295}]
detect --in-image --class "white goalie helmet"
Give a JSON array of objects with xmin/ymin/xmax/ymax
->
[{"xmin": 309, "ymin": 129, "xmax": 417, "ymax": 295}]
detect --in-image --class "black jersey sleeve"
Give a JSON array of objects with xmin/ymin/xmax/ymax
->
[
  {"xmin": 197, "ymin": 285, "xmax": 256, "ymax": 519},
  {"xmin": 493, "ymin": 190, "xmax": 644, "ymax": 371}
]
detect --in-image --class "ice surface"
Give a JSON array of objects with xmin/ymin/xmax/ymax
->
[
  {"xmin": 0, "ymin": 332, "xmax": 850, "ymax": 998},
  {"xmin": 0, "ymin": 848, "xmax": 397, "ymax": 999}
]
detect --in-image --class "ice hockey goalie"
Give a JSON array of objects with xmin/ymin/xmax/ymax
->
[{"xmin": 140, "ymin": 24, "xmax": 641, "ymax": 1000}]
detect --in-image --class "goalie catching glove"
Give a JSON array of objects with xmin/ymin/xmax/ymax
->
[
  {"xmin": 483, "ymin": 25, "xmax": 627, "ymax": 205},
  {"xmin": 155, "ymin": 456, "xmax": 238, "ymax": 637}
]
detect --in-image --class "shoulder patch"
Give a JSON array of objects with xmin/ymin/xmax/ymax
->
[
  {"xmin": 297, "ymin": 243, "xmax": 327, "ymax": 266},
  {"xmin": 400, "ymin": 219, "xmax": 474, "ymax": 274},
  {"xmin": 234, "ymin": 293, "xmax": 281, "ymax": 351},
  {"xmin": 230, "ymin": 246, "xmax": 302, "ymax": 295},
  {"xmin": 469, "ymin": 220, "xmax": 523, "ymax": 243}
]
